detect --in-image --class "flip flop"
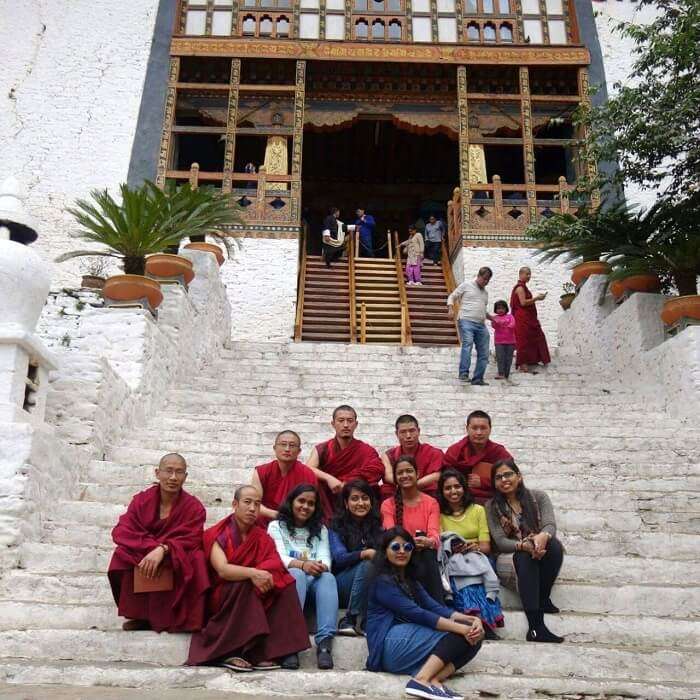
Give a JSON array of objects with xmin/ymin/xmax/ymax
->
[
  {"xmin": 252, "ymin": 661, "xmax": 281, "ymax": 670},
  {"xmin": 220, "ymin": 656, "xmax": 253, "ymax": 672}
]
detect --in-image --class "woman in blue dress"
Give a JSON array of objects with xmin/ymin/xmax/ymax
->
[{"xmin": 366, "ymin": 527, "xmax": 484, "ymax": 700}]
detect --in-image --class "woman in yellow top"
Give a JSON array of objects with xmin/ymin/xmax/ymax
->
[{"xmin": 438, "ymin": 469, "xmax": 504, "ymax": 639}]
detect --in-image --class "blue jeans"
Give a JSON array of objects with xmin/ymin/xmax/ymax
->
[
  {"xmin": 458, "ymin": 319, "xmax": 489, "ymax": 381},
  {"xmin": 335, "ymin": 560, "xmax": 371, "ymax": 618},
  {"xmin": 290, "ymin": 569, "xmax": 338, "ymax": 644}
]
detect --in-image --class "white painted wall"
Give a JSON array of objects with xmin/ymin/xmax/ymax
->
[
  {"xmin": 593, "ymin": 0, "xmax": 664, "ymax": 209},
  {"xmin": 558, "ymin": 275, "xmax": 700, "ymax": 420},
  {"xmin": 455, "ymin": 246, "xmax": 573, "ymax": 348},
  {"xmin": 222, "ymin": 238, "xmax": 299, "ymax": 342},
  {"xmin": 0, "ymin": 0, "xmax": 160, "ymax": 288}
]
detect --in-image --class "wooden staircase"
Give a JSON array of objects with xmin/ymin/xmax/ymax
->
[
  {"xmin": 405, "ymin": 255, "xmax": 460, "ymax": 346},
  {"xmin": 298, "ymin": 255, "xmax": 351, "ymax": 342},
  {"xmin": 295, "ymin": 235, "xmax": 459, "ymax": 346}
]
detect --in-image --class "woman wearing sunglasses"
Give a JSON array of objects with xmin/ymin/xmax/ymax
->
[
  {"xmin": 486, "ymin": 460, "xmax": 564, "ymax": 643},
  {"xmin": 268, "ymin": 484, "xmax": 338, "ymax": 669},
  {"xmin": 380, "ymin": 455, "xmax": 445, "ymax": 603},
  {"xmin": 366, "ymin": 527, "xmax": 483, "ymax": 700},
  {"xmin": 330, "ymin": 479, "xmax": 384, "ymax": 636}
]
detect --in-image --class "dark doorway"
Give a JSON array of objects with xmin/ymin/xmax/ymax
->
[{"xmin": 302, "ymin": 117, "xmax": 458, "ymax": 255}]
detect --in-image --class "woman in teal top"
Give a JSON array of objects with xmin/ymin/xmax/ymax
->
[{"xmin": 438, "ymin": 470, "xmax": 504, "ymax": 638}]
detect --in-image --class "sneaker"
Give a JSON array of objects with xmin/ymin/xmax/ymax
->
[
  {"xmin": 415, "ymin": 281, "xmax": 423, "ymax": 286},
  {"xmin": 494, "ymin": 374, "xmax": 504, "ymax": 380},
  {"xmin": 337, "ymin": 614, "xmax": 358, "ymax": 636},
  {"xmin": 440, "ymin": 687, "xmax": 465, "ymax": 700},
  {"xmin": 316, "ymin": 638, "xmax": 334, "ymax": 670},
  {"xmin": 405, "ymin": 679, "xmax": 445, "ymax": 699},
  {"xmin": 280, "ymin": 653, "xmax": 299, "ymax": 670},
  {"xmin": 470, "ymin": 379, "xmax": 489, "ymax": 386},
  {"xmin": 458, "ymin": 374, "xmax": 469, "ymax": 382}
]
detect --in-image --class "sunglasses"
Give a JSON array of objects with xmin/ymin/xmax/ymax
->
[
  {"xmin": 495, "ymin": 470, "xmax": 516, "ymax": 481},
  {"xmin": 389, "ymin": 541, "xmax": 415, "ymax": 553}
]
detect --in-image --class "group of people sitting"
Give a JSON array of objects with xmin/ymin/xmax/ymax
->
[{"xmin": 109, "ymin": 406, "xmax": 564, "ymax": 700}]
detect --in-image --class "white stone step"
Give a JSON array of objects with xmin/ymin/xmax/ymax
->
[
  {"xmin": 1, "ymin": 659, "xmax": 698, "ymax": 700},
  {"xmin": 0, "ymin": 598, "xmax": 697, "ymax": 652},
  {"xmin": 12, "ymin": 545, "xmax": 700, "ymax": 618},
  {"xmin": 0, "ymin": 631, "xmax": 697, "ymax": 686}
]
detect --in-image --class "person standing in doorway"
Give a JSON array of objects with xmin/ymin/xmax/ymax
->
[
  {"xmin": 399, "ymin": 225, "xmax": 424, "ymax": 286},
  {"xmin": 322, "ymin": 207, "xmax": 348, "ymax": 268},
  {"xmin": 447, "ymin": 267, "xmax": 493, "ymax": 386},
  {"xmin": 424, "ymin": 215, "xmax": 445, "ymax": 265},
  {"xmin": 355, "ymin": 208, "xmax": 376, "ymax": 258}
]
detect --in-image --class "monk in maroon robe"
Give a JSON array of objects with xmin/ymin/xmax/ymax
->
[
  {"xmin": 307, "ymin": 405, "xmax": 384, "ymax": 520},
  {"xmin": 108, "ymin": 453, "xmax": 210, "ymax": 632},
  {"xmin": 187, "ymin": 486, "xmax": 310, "ymax": 669},
  {"xmin": 380, "ymin": 414, "xmax": 444, "ymax": 499},
  {"xmin": 251, "ymin": 429, "xmax": 317, "ymax": 525},
  {"xmin": 443, "ymin": 410, "xmax": 512, "ymax": 503},
  {"xmin": 510, "ymin": 266, "xmax": 551, "ymax": 371}
]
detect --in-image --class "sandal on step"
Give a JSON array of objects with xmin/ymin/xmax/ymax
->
[
  {"xmin": 220, "ymin": 656, "xmax": 253, "ymax": 672},
  {"xmin": 253, "ymin": 660, "xmax": 281, "ymax": 670}
]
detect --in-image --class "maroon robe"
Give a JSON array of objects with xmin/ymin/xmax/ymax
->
[
  {"xmin": 108, "ymin": 484, "xmax": 210, "ymax": 632},
  {"xmin": 380, "ymin": 442, "xmax": 444, "ymax": 500},
  {"xmin": 255, "ymin": 459, "xmax": 317, "ymax": 526},
  {"xmin": 510, "ymin": 281, "xmax": 552, "ymax": 368},
  {"xmin": 187, "ymin": 515, "xmax": 309, "ymax": 665},
  {"xmin": 443, "ymin": 438, "xmax": 512, "ymax": 503},
  {"xmin": 315, "ymin": 437, "xmax": 384, "ymax": 519}
]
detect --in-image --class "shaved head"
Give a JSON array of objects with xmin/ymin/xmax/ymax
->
[
  {"xmin": 234, "ymin": 484, "xmax": 260, "ymax": 502},
  {"xmin": 159, "ymin": 453, "xmax": 187, "ymax": 468}
]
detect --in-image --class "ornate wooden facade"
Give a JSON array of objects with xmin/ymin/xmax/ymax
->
[{"xmin": 159, "ymin": 0, "xmax": 592, "ymax": 243}]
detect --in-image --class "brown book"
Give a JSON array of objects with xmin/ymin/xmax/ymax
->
[{"xmin": 133, "ymin": 565, "xmax": 174, "ymax": 593}]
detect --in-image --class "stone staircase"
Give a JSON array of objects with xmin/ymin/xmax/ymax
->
[{"xmin": 1, "ymin": 341, "xmax": 698, "ymax": 699}]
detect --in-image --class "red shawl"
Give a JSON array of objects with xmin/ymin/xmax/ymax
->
[
  {"xmin": 315, "ymin": 437, "xmax": 384, "ymax": 518},
  {"xmin": 203, "ymin": 514, "xmax": 294, "ymax": 612},
  {"xmin": 108, "ymin": 485, "xmax": 209, "ymax": 627},
  {"xmin": 383, "ymin": 442, "xmax": 444, "ymax": 497},
  {"xmin": 443, "ymin": 438, "xmax": 512, "ymax": 501},
  {"xmin": 256, "ymin": 459, "xmax": 317, "ymax": 524},
  {"xmin": 510, "ymin": 281, "xmax": 551, "ymax": 367}
]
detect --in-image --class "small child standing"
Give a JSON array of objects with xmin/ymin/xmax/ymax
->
[
  {"xmin": 490, "ymin": 300, "xmax": 516, "ymax": 380},
  {"xmin": 399, "ymin": 225, "xmax": 425, "ymax": 285}
]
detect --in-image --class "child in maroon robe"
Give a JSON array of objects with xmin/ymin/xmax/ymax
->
[
  {"xmin": 108, "ymin": 455, "xmax": 210, "ymax": 633},
  {"xmin": 187, "ymin": 486, "xmax": 310, "ymax": 669}
]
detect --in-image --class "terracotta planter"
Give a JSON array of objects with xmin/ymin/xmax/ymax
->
[
  {"xmin": 660, "ymin": 295, "xmax": 700, "ymax": 326},
  {"xmin": 571, "ymin": 261, "xmax": 612, "ymax": 286},
  {"xmin": 81, "ymin": 275, "xmax": 106, "ymax": 290},
  {"xmin": 621, "ymin": 273, "xmax": 661, "ymax": 295},
  {"xmin": 102, "ymin": 274, "xmax": 163, "ymax": 310},
  {"xmin": 609, "ymin": 280, "xmax": 625, "ymax": 299},
  {"xmin": 184, "ymin": 242, "xmax": 225, "ymax": 266},
  {"xmin": 145, "ymin": 253, "xmax": 195, "ymax": 286},
  {"xmin": 559, "ymin": 293, "xmax": 576, "ymax": 310}
]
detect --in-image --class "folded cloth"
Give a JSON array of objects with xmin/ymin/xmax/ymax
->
[{"xmin": 440, "ymin": 532, "xmax": 500, "ymax": 600}]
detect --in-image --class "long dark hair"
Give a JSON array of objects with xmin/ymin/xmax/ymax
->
[
  {"xmin": 437, "ymin": 469, "xmax": 474, "ymax": 515},
  {"xmin": 277, "ymin": 483, "xmax": 324, "ymax": 546},
  {"xmin": 369, "ymin": 527, "xmax": 419, "ymax": 600},
  {"xmin": 330, "ymin": 479, "xmax": 383, "ymax": 551},
  {"xmin": 393, "ymin": 454, "xmax": 418, "ymax": 528},
  {"xmin": 489, "ymin": 460, "xmax": 540, "ymax": 534}
]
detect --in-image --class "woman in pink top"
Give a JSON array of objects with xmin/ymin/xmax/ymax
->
[
  {"xmin": 380, "ymin": 455, "xmax": 445, "ymax": 603},
  {"xmin": 490, "ymin": 300, "xmax": 516, "ymax": 380}
]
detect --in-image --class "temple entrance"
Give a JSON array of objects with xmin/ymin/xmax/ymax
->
[{"xmin": 302, "ymin": 116, "xmax": 459, "ymax": 256}]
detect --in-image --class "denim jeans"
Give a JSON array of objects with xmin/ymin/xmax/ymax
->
[
  {"xmin": 335, "ymin": 560, "xmax": 371, "ymax": 618},
  {"xmin": 425, "ymin": 240, "xmax": 441, "ymax": 264},
  {"xmin": 458, "ymin": 319, "xmax": 490, "ymax": 381},
  {"xmin": 290, "ymin": 569, "xmax": 339, "ymax": 644}
]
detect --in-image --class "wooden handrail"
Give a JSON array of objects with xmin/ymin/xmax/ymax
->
[
  {"xmin": 293, "ymin": 222, "xmax": 307, "ymax": 342},
  {"xmin": 441, "ymin": 239, "xmax": 461, "ymax": 338},
  {"xmin": 360, "ymin": 302, "xmax": 367, "ymax": 344},
  {"xmin": 387, "ymin": 230, "xmax": 393, "ymax": 261},
  {"xmin": 348, "ymin": 234, "xmax": 357, "ymax": 343},
  {"xmin": 394, "ymin": 231, "xmax": 412, "ymax": 346}
]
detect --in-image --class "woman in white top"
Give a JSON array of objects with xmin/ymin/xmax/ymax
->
[{"xmin": 268, "ymin": 483, "xmax": 338, "ymax": 670}]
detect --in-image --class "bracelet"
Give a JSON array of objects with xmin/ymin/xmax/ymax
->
[{"xmin": 300, "ymin": 560, "xmax": 306, "ymax": 572}]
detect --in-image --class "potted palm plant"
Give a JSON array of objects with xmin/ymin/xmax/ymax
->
[{"xmin": 57, "ymin": 182, "xmax": 239, "ymax": 310}]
